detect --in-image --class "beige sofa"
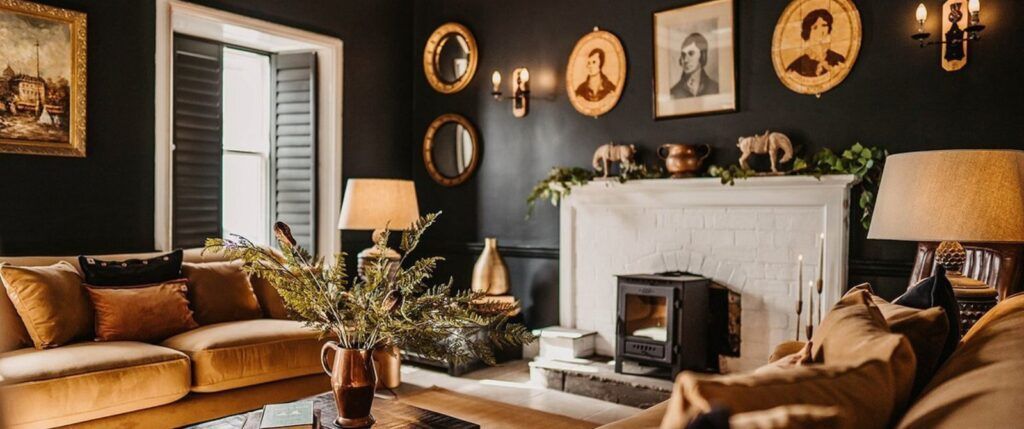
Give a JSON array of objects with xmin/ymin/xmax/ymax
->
[{"xmin": 0, "ymin": 249, "xmax": 330, "ymax": 429}]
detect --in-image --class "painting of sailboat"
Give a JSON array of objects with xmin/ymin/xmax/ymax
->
[{"xmin": 0, "ymin": 0, "xmax": 85, "ymax": 157}]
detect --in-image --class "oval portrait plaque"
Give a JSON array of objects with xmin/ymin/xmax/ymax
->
[
  {"xmin": 771, "ymin": 0, "xmax": 861, "ymax": 96},
  {"xmin": 566, "ymin": 29, "xmax": 627, "ymax": 118}
]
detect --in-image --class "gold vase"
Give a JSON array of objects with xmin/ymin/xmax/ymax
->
[
  {"xmin": 321, "ymin": 343, "xmax": 377, "ymax": 428},
  {"xmin": 472, "ymin": 238, "xmax": 509, "ymax": 295},
  {"xmin": 372, "ymin": 345, "xmax": 401, "ymax": 389}
]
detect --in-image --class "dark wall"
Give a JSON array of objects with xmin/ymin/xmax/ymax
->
[
  {"xmin": 412, "ymin": 0, "xmax": 1024, "ymax": 317},
  {"xmin": 0, "ymin": 0, "xmax": 413, "ymax": 256}
]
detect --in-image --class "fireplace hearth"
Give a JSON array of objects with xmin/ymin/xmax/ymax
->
[{"xmin": 615, "ymin": 272, "xmax": 737, "ymax": 380}]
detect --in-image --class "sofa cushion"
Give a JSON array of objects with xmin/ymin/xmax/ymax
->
[
  {"xmin": 161, "ymin": 319, "xmax": 325, "ymax": 392},
  {"xmin": 0, "ymin": 341, "xmax": 190, "ymax": 428},
  {"xmin": 78, "ymin": 249, "xmax": 184, "ymax": 286},
  {"xmin": 896, "ymin": 293, "xmax": 1024, "ymax": 429},
  {"xmin": 251, "ymin": 274, "xmax": 290, "ymax": 319},
  {"xmin": 598, "ymin": 401, "xmax": 668, "ymax": 429},
  {"xmin": 86, "ymin": 279, "xmax": 199, "ymax": 342},
  {"xmin": 809, "ymin": 289, "xmax": 917, "ymax": 412},
  {"xmin": 662, "ymin": 360, "xmax": 897, "ymax": 429},
  {"xmin": 850, "ymin": 283, "xmax": 950, "ymax": 396},
  {"xmin": 0, "ymin": 261, "xmax": 94, "ymax": 349},
  {"xmin": 892, "ymin": 265, "xmax": 959, "ymax": 364},
  {"xmin": 182, "ymin": 261, "xmax": 263, "ymax": 325},
  {"xmin": 0, "ymin": 283, "xmax": 30, "ymax": 353},
  {"xmin": 729, "ymin": 405, "xmax": 849, "ymax": 429}
]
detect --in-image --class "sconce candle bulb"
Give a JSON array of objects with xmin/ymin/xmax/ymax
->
[
  {"xmin": 491, "ymin": 71, "xmax": 502, "ymax": 99},
  {"xmin": 968, "ymin": 0, "xmax": 980, "ymax": 14},
  {"xmin": 915, "ymin": 3, "xmax": 927, "ymax": 24}
]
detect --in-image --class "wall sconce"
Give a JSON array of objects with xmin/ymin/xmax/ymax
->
[
  {"xmin": 912, "ymin": 1, "xmax": 985, "ymax": 71},
  {"xmin": 491, "ymin": 68, "xmax": 530, "ymax": 118}
]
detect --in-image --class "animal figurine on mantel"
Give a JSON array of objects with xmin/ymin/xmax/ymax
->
[
  {"xmin": 737, "ymin": 130, "xmax": 794, "ymax": 174},
  {"xmin": 592, "ymin": 142, "xmax": 637, "ymax": 178}
]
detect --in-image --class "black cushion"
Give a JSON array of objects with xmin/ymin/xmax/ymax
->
[
  {"xmin": 685, "ymin": 406, "xmax": 730, "ymax": 429},
  {"xmin": 78, "ymin": 250, "xmax": 184, "ymax": 286},
  {"xmin": 893, "ymin": 265, "xmax": 961, "ymax": 363}
]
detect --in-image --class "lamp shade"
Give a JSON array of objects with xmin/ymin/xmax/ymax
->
[
  {"xmin": 868, "ymin": 150, "xmax": 1024, "ymax": 243},
  {"xmin": 338, "ymin": 179, "xmax": 420, "ymax": 231}
]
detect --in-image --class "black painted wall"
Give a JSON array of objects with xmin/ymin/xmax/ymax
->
[
  {"xmin": 411, "ymin": 0, "xmax": 1024, "ymax": 322},
  {"xmin": 0, "ymin": 0, "xmax": 413, "ymax": 257}
]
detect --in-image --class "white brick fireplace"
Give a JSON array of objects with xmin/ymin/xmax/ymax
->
[{"xmin": 559, "ymin": 175, "xmax": 857, "ymax": 372}]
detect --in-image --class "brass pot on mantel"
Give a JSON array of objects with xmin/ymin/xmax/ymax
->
[
  {"xmin": 321, "ymin": 343, "xmax": 376, "ymax": 428},
  {"xmin": 658, "ymin": 144, "xmax": 711, "ymax": 178},
  {"xmin": 472, "ymin": 238, "xmax": 509, "ymax": 295}
]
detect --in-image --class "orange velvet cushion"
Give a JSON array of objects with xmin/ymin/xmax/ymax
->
[
  {"xmin": 250, "ymin": 274, "xmax": 289, "ymax": 319},
  {"xmin": 86, "ymin": 279, "xmax": 199, "ymax": 342},
  {"xmin": 182, "ymin": 261, "xmax": 263, "ymax": 325},
  {"xmin": 0, "ymin": 262, "xmax": 93, "ymax": 349}
]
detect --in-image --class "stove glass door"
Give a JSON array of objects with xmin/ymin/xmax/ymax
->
[{"xmin": 623, "ymin": 294, "xmax": 669, "ymax": 342}]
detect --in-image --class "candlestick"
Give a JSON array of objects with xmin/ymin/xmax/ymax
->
[
  {"xmin": 817, "ymin": 233, "xmax": 825, "ymax": 325},
  {"xmin": 796, "ymin": 254, "xmax": 803, "ymax": 340},
  {"xmin": 807, "ymin": 280, "xmax": 815, "ymax": 340}
]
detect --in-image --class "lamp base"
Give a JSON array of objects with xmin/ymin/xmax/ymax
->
[{"xmin": 356, "ymin": 245, "xmax": 400, "ymax": 279}]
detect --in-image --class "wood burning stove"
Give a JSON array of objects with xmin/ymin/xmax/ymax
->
[{"xmin": 615, "ymin": 272, "xmax": 734, "ymax": 380}]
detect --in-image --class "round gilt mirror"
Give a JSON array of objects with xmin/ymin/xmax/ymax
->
[
  {"xmin": 423, "ymin": 23, "xmax": 478, "ymax": 94},
  {"xmin": 423, "ymin": 114, "xmax": 479, "ymax": 187}
]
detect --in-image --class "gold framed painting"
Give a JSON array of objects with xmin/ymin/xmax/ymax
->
[
  {"xmin": 566, "ymin": 28, "xmax": 626, "ymax": 118},
  {"xmin": 653, "ymin": 0, "xmax": 737, "ymax": 120},
  {"xmin": 771, "ymin": 0, "xmax": 861, "ymax": 96},
  {"xmin": 0, "ymin": 0, "xmax": 86, "ymax": 157}
]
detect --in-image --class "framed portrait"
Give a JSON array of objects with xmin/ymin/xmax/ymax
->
[
  {"xmin": 653, "ymin": 0, "xmax": 736, "ymax": 120},
  {"xmin": 566, "ymin": 29, "xmax": 626, "ymax": 118},
  {"xmin": 0, "ymin": 0, "xmax": 86, "ymax": 157},
  {"xmin": 771, "ymin": 0, "xmax": 861, "ymax": 96}
]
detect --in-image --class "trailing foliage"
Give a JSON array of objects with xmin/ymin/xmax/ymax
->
[
  {"xmin": 205, "ymin": 213, "xmax": 534, "ymax": 365},
  {"xmin": 709, "ymin": 142, "xmax": 887, "ymax": 230},
  {"xmin": 525, "ymin": 161, "xmax": 665, "ymax": 218}
]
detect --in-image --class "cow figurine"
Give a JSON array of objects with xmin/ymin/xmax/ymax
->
[
  {"xmin": 592, "ymin": 142, "xmax": 637, "ymax": 178},
  {"xmin": 737, "ymin": 131, "xmax": 794, "ymax": 173}
]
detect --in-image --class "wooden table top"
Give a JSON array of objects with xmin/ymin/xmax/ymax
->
[{"xmin": 190, "ymin": 392, "xmax": 479, "ymax": 429}]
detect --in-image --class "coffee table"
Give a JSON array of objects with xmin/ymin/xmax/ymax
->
[{"xmin": 188, "ymin": 392, "xmax": 479, "ymax": 429}]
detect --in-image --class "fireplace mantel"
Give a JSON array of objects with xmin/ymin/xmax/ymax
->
[{"xmin": 559, "ymin": 175, "xmax": 857, "ymax": 371}]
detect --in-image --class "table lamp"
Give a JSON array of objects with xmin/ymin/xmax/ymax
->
[
  {"xmin": 338, "ymin": 179, "xmax": 420, "ymax": 277},
  {"xmin": 868, "ymin": 150, "xmax": 1024, "ymax": 297}
]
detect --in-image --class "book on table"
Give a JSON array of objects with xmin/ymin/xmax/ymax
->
[{"xmin": 259, "ymin": 401, "xmax": 315, "ymax": 429}]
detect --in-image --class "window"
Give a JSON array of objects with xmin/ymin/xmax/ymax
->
[
  {"xmin": 222, "ymin": 48, "xmax": 271, "ymax": 245},
  {"xmin": 171, "ymin": 34, "xmax": 317, "ymax": 251}
]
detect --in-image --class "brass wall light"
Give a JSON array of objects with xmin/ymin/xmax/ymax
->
[
  {"xmin": 490, "ymin": 68, "xmax": 530, "ymax": 118},
  {"xmin": 912, "ymin": 0, "xmax": 986, "ymax": 72}
]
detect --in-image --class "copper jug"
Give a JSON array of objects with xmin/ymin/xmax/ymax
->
[
  {"xmin": 321, "ymin": 343, "xmax": 377, "ymax": 428},
  {"xmin": 658, "ymin": 144, "xmax": 711, "ymax": 178}
]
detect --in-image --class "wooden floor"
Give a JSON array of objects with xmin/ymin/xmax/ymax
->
[{"xmin": 394, "ymin": 359, "xmax": 642, "ymax": 425}]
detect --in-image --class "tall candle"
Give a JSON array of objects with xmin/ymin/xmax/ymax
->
[
  {"xmin": 796, "ymin": 254, "xmax": 804, "ymax": 340},
  {"xmin": 817, "ymin": 233, "xmax": 825, "ymax": 324}
]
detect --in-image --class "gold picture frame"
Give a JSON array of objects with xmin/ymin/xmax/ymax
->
[
  {"xmin": 566, "ymin": 28, "xmax": 627, "ymax": 118},
  {"xmin": 423, "ymin": 23, "xmax": 478, "ymax": 94},
  {"xmin": 771, "ymin": 0, "xmax": 861, "ymax": 96},
  {"xmin": 422, "ymin": 113, "xmax": 479, "ymax": 187},
  {"xmin": 0, "ymin": 0, "xmax": 86, "ymax": 157}
]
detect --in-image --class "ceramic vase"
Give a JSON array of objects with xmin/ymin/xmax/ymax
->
[
  {"xmin": 471, "ymin": 237, "xmax": 509, "ymax": 295},
  {"xmin": 321, "ymin": 343, "xmax": 377, "ymax": 428}
]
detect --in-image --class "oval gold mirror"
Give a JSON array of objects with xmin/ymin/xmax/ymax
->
[
  {"xmin": 423, "ymin": 23, "xmax": 478, "ymax": 94},
  {"xmin": 423, "ymin": 114, "xmax": 479, "ymax": 187}
]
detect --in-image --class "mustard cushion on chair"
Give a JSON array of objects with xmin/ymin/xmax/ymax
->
[
  {"xmin": 182, "ymin": 261, "xmax": 263, "ymax": 325},
  {"xmin": 0, "ymin": 262, "xmax": 94, "ymax": 349},
  {"xmin": 896, "ymin": 293, "xmax": 1024, "ymax": 429},
  {"xmin": 161, "ymin": 319, "xmax": 325, "ymax": 392},
  {"xmin": 0, "ymin": 341, "xmax": 191, "ymax": 429}
]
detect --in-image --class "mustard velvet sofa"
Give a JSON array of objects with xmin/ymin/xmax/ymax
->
[{"xmin": 0, "ymin": 249, "xmax": 330, "ymax": 429}]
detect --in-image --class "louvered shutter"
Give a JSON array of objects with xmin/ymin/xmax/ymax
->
[
  {"xmin": 271, "ymin": 52, "xmax": 317, "ymax": 251},
  {"xmin": 172, "ymin": 35, "xmax": 223, "ymax": 249}
]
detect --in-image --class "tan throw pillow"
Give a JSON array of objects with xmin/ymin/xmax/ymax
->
[
  {"xmin": 730, "ymin": 404, "xmax": 850, "ymax": 429},
  {"xmin": 661, "ymin": 360, "xmax": 897, "ymax": 429},
  {"xmin": 182, "ymin": 261, "xmax": 262, "ymax": 325},
  {"xmin": 86, "ymin": 279, "xmax": 199, "ymax": 342},
  {"xmin": 897, "ymin": 293, "xmax": 1024, "ymax": 429},
  {"xmin": 0, "ymin": 262, "xmax": 93, "ymax": 349},
  {"xmin": 250, "ymin": 274, "xmax": 289, "ymax": 319},
  {"xmin": 0, "ymin": 286, "xmax": 31, "ymax": 352},
  {"xmin": 849, "ymin": 283, "xmax": 949, "ymax": 396},
  {"xmin": 809, "ymin": 289, "xmax": 917, "ymax": 414}
]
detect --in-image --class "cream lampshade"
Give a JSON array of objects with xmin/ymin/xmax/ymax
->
[
  {"xmin": 338, "ymin": 179, "xmax": 420, "ymax": 276},
  {"xmin": 868, "ymin": 150, "xmax": 1024, "ymax": 291}
]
